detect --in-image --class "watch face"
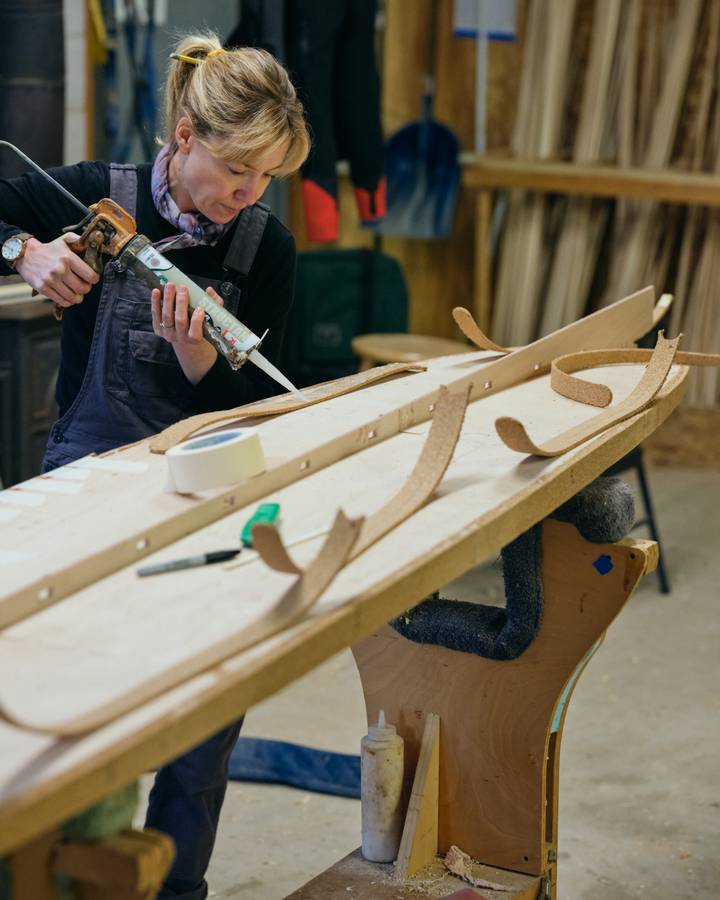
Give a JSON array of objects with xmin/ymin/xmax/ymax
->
[{"xmin": 2, "ymin": 237, "xmax": 24, "ymax": 262}]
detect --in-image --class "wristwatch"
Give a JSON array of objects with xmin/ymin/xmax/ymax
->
[{"xmin": 1, "ymin": 232, "xmax": 33, "ymax": 268}]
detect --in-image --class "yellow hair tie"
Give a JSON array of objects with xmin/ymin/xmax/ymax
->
[
  {"xmin": 170, "ymin": 48, "xmax": 224, "ymax": 65},
  {"xmin": 171, "ymin": 52, "xmax": 202, "ymax": 66}
]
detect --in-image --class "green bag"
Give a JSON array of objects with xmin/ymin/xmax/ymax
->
[{"xmin": 282, "ymin": 249, "xmax": 409, "ymax": 387}]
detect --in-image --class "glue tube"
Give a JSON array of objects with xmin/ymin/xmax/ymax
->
[
  {"xmin": 121, "ymin": 235, "xmax": 303, "ymax": 395},
  {"xmin": 360, "ymin": 710, "xmax": 404, "ymax": 862}
]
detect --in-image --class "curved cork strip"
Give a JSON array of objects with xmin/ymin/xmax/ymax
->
[
  {"xmin": 454, "ymin": 294, "xmax": 673, "ymax": 364},
  {"xmin": 253, "ymin": 385, "xmax": 470, "ymax": 574},
  {"xmin": 496, "ymin": 334, "xmax": 681, "ymax": 457},
  {"xmin": 1, "ymin": 509, "xmax": 363, "ymax": 735},
  {"xmin": 452, "ymin": 307, "xmax": 514, "ymax": 353},
  {"xmin": 149, "ymin": 362, "xmax": 426, "ymax": 454},
  {"xmin": 552, "ymin": 346, "xmax": 720, "ymax": 408},
  {"xmin": 252, "ymin": 524, "xmax": 303, "ymax": 575},
  {"xmin": 351, "ymin": 385, "xmax": 468, "ymax": 557}
]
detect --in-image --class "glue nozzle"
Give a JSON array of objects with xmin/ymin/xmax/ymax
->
[{"xmin": 367, "ymin": 708, "xmax": 397, "ymax": 741}]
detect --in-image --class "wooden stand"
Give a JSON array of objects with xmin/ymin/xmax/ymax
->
[{"xmin": 288, "ymin": 519, "xmax": 657, "ymax": 899}]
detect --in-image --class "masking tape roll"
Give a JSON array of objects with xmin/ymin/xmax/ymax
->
[{"xmin": 165, "ymin": 427, "xmax": 265, "ymax": 493}]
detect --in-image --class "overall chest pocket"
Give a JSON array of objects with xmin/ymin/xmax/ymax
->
[
  {"xmin": 126, "ymin": 329, "xmax": 191, "ymax": 400},
  {"xmin": 113, "ymin": 270, "xmax": 230, "ymax": 401}
]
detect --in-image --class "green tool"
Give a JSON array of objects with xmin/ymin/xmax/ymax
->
[{"xmin": 241, "ymin": 502, "xmax": 281, "ymax": 548}]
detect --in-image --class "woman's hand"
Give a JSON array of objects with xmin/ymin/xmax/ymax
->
[
  {"xmin": 15, "ymin": 234, "xmax": 99, "ymax": 307},
  {"xmin": 151, "ymin": 283, "xmax": 224, "ymax": 385}
]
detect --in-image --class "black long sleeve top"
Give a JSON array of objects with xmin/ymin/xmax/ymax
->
[{"xmin": 0, "ymin": 161, "xmax": 296, "ymax": 416}]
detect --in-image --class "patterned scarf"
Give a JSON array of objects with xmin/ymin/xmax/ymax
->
[{"xmin": 150, "ymin": 142, "xmax": 233, "ymax": 251}]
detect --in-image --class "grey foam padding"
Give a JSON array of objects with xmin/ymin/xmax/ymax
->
[
  {"xmin": 390, "ymin": 476, "xmax": 635, "ymax": 660},
  {"xmin": 550, "ymin": 475, "xmax": 635, "ymax": 542}
]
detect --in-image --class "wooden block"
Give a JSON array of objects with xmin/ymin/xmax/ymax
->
[
  {"xmin": 8, "ymin": 829, "xmax": 61, "ymax": 900},
  {"xmin": 53, "ymin": 828, "xmax": 174, "ymax": 898},
  {"xmin": 396, "ymin": 712, "xmax": 440, "ymax": 879}
]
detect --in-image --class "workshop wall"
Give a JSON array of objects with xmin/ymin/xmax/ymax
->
[{"xmin": 289, "ymin": 0, "xmax": 524, "ymax": 339}]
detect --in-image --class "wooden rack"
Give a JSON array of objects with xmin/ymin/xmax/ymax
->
[{"xmin": 464, "ymin": 155, "xmax": 720, "ymax": 333}]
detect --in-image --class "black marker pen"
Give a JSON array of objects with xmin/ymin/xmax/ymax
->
[{"xmin": 137, "ymin": 549, "xmax": 240, "ymax": 577}]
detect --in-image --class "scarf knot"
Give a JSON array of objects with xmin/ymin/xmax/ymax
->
[{"xmin": 150, "ymin": 143, "xmax": 233, "ymax": 251}]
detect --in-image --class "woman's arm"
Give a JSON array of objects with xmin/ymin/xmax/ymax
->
[
  {"xmin": 0, "ymin": 162, "xmax": 109, "ymax": 247},
  {"xmin": 0, "ymin": 162, "xmax": 109, "ymax": 301}
]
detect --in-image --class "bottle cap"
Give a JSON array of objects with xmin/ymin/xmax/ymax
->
[{"xmin": 367, "ymin": 709, "xmax": 397, "ymax": 740}]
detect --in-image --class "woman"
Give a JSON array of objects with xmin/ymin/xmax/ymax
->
[{"xmin": 0, "ymin": 33, "xmax": 310, "ymax": 899}]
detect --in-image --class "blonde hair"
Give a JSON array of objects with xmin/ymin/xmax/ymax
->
[{"xmin": 164, "ymin": 32, "xmax": 310, "ymax": 176}]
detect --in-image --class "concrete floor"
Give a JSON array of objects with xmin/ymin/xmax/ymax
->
[{"xmin": 141, "ymin": 467, "xmax": 720, "ymax": 899}]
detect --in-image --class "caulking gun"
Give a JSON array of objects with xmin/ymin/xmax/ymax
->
[{"xmin": 0, "ymin": 140, "xmax": 303, "ymax": 396}]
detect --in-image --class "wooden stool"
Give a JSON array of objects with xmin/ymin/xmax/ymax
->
[{"xmin": 351, "ymin": 333, "xmax": 470, "ymax": 371}]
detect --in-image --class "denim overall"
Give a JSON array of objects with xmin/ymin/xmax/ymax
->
[
  {"xmin": 43, "ymin": 165, "xmax": 269, "ymax": 900},
  {"xmin": 43, "ymin": 164, "xmax": 269, "ymax": 470}
]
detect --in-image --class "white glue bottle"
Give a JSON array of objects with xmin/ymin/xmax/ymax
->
[{"xmin": 360, "ymin": 709, "xmax": 405, "ymax": 862}]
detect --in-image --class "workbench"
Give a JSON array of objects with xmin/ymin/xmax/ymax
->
[
  {"xmin": 0, "ymin": 280, "xmax": 59, "ymax": 487},
  {"xmin": 0, "ymin": 300, "xmax": 687, "ymax": 899}
]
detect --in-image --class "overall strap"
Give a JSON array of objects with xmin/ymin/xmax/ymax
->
[
  {"xmin": 216, "ymin": 201, "xmax": 271, "ymax": 314},
  {"xmin": 109, "ymin": 163, "xmax": 138, "ymax": 218},
  {"xmin": 222, "ymin": 201, "xmax": 270, "ymax": 277}
]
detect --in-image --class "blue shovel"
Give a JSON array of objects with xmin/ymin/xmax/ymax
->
[{"xmin": 380, "ymin": 13, "xmax": 460, "ymax": 239}]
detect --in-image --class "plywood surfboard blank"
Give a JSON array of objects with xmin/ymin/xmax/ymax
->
[
  {"xmin": 0, "ymin": 365, "xmax": 686, "ymax": 856},
  {"xmin": 0, "ymin": 287, "xmax": 654, "ymax": 632},
  {"xmin": 0, "ymin": 388, "xmax": 469, "ymax": 734},
  {"xmin": 0, "ymin": 359, "xmax": 686, "ymax": 736},
  {"xmin": 0, "ymin": 509, "xmax": 363, "ymax": 735}
]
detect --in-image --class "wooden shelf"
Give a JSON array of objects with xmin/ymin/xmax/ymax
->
[
  {"xmin": 462, "ymin": 155, "xmax": 720, "ymax": 207},
  {"xmin": 463, "ymin": 154, "xmax": 720, "ymax": 335}
]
